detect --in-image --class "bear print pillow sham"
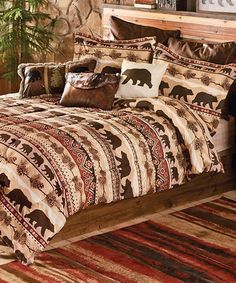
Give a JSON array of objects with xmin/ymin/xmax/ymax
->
[
  {"xmin": 153, "ymin": 43, "xmax": 236, "ymax": 134},
  {"xmin": 73, "ymin": 32, "xmax": 156, "ymax": 66},
  {"xmin": 116, "ymin": 60, "xmax": 168, "ymax": 98},
  {"xmin": 18, "ymin": 60, "xmax": 96, "ymax": 98}
]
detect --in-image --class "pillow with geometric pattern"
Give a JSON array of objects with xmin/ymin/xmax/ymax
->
[
  {"xmin": 73, "ymin": 33, "xmax": 156, "ymax": 67},
  {"xmin": 153, "ymin": 43, "xmax": 236, "ymax": 134}
]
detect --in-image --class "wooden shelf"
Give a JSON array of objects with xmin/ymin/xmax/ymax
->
[
  {"xmin": 102, "ymin": 4, "xmax": 236, "ymax": 21},
  {"xmin": 103, "ymin": 4, "xmax": 236, "ymax": 42}
]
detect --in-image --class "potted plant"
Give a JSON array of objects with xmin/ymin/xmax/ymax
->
[{"xmin": 0, "ymin": 0, "xmax": 53, "ymax": 92}]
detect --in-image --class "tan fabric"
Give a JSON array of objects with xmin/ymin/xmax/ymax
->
[
  {"xmin": 60, "ymin": 73, "xmax": 120, "ymax": 110},
  {"xmin": 153, "ymin": 43, "xmax": 236, "ymax": 134},
  {"xmin": 0, "ymin": 95, "xmax": 222, "ymax": 264},
  {"xmin": 213, "ymin": 117, "xmax": 235, "ymax": 152},
  {"xmin": 110, "ymin": 16, "xmax": 180, "ymax": 42},
  {"xmin": 18, "ymin": 60, "xmax": 96, "ymax": 98},
  {"xmin": 73, "ymin": 33, "xmax": 156, "ymax": 66}
]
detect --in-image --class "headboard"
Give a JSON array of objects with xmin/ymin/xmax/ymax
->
[{"xmin": 103, "ymin": 5, "xmax": 236, "ymax": 42}]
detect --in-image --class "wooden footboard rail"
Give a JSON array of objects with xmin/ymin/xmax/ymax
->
[{"xmin": 51, "ymin": 149, "xmax": 236, "ymax": 245}]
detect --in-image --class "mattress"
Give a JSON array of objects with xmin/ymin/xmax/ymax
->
[{"xmin": 213, "ymin": 117, "xmax": 235, "ymax": 152}]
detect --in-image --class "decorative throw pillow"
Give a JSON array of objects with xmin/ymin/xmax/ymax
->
[
  {"xmin": 116, "ymin": 60, "xmax": 168, "ymax": 98},
  {"xmin": 110, "ymin": 16, "xmax": 180, "ymax": 43},
  {"xmin": 18, "ymin": 60, "xmax": 96, "ymax": 98},
  {"xmin": 153, "ymin": 43, "xmax": 236, "ymax": 133},
  {"xmin": 73, "ymin": 33, "xmax": 156, "ymax": 66},
  {"xmin": 60, "ymin": 72, "xmax": 120, "ymax": 110}
]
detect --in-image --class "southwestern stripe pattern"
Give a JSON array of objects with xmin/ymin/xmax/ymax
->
[
  {"xmin": 0, "ymin": 95, "xmax": 222, "ymax": 263},
  {"xmin": 0, "ymin": 196, "xmax": 235, "ymax": 282}
]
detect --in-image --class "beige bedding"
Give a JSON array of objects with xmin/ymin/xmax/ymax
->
[
  {"xmin": 213, "ymin": 117, "xmax": 235, "ymax": 152},
  {"xmin": 0, "ymin": 94, "xmax": 222, "ymax": 264}
]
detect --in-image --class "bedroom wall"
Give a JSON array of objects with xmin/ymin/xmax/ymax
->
[{"xmin": 49, "ymin": 0, "xmax": 133, "ymax": 62}]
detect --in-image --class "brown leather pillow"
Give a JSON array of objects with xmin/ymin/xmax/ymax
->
[
  {"xmin": 167, "ymin": 37, "xmax": 236, "ymax": 64},
  {"xmin": 167, "ymin": 37, "xmax": 236, "ymax": 116},
  {"xmin": 18, "ymin": 60, "xmax": 96, "ymax": 98},
  {"xmin": 110, "ymin": 16, "xmax": 180, "ymax": 43},
  {"xmin": 60, "ymin": 73, "xmax": 120, "ymax": 110}
]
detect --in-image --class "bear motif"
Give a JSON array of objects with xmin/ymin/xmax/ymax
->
[
  {"xmin": 2, "ymin": 236, "xmax": 13, "ymax": 248},
  {"xmin": 28, "ymin": 70, "xmax": 42, "ymax": 82},
  {"xmin": 192, "ymin": 92, "xmax": 218, "ymax": 109},
  {"xmin": 169, "ymin": 85, "xmax": 194, "ymax": 102},
  {"xmin": 220, "ymin": 67, "xmax": 232, "ymax": 75},
  {"xmin": 9, "ymin": 138, "xmax": 21, "ymax": 147},
  {"xmin": 31, "ymin": 152, "xmax": 44, "ymax": 167},
  {"xmin": 0, "ymin": 133, "xmax": 11, "ymax": 142},
  {"xmin": 171, "ymin": 167, "xmax": 179, "ymax": 182},
  {"xmin": 121, "ymin": 179, "xmax": 134, "ymax": 199},
  {"xmin": 122, "ymin": 69, "xmax": 153, "ymax": 88},
  {"xmin": 101, "ymin": 130, "xmax": 122, "ymax": 150},
  {"xmin": 101, "ymin": 66, "xmax": 121, "ymax": 74},
  {"xmin": 89, "ymin": 121, "xmax": 104, "ymax": 131},
  {"xmin": 0, "ymin": 173, "xmax": 10, "ymax": 189},
  {"xmin": 42, "ymin": 165, "xmax": 54, "ymax": 181},
  {"xmin": 6, "ymin": 189, "xmax": 32, "ymax": 213},
  {"xmin": 25, "ymin": 209, "xmax": 54, "ymax": 237},
  {"xmin": 156, "ymin": 110, "xmax": 169, "ymax": 121},
  {"xmin": 21, "ymin": 144, "xmax": 33, "ymax": 155},
  {"xmin": 15, "ymin": 250, "xmax": 27, "ymax": 263},
  {"xmin": 159, "ymin": 81, "xmax": 170, "ymax": 95},
  {"xmin": 55, "ymin": 181, "xmax": 62, "ymax": 197},
  {"xmin": 152, "ymin": 122, "xmax": 165, "ymax": 133},
  {"xmin": 136, "ymin": 100, "xmax": 155, "ymax": 111},
  {"xmin": 115, "ymin": 151, "xmax": 131, "ymax": 179},
  {"xmin": 165, "ymin": 152, "xmax": 175, "ymax": 164},
  {"xmin": 160, "ymin": 134, "xmax": 170, "ymax": 149}
]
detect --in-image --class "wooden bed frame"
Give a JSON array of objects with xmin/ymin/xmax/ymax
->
[{"xmin": 51, "ymin": 5, "xmax": 236, "ymax": 245}]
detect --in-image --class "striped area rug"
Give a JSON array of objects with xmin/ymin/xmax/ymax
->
[{"xmin": 0, "ymin": 196, "xmax": 235, "ymax": 283}]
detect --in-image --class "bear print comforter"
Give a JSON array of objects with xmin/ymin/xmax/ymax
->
[{"xmin": 0, "ymin": 94, "xmax": 223, "ymax": 264}]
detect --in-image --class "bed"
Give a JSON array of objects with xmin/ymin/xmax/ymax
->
[{"xmin": 0, "ymin": 6, "xmax": 236, "ymax": 264}]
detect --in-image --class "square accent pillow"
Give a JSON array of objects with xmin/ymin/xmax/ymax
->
[
  {"xmin": 73, "ymin": 33, "xmax": 156, "ymax": 66},
  {"xmin": 153, "ymin": 43, "xmax": 236, "ymax": 133},
  {"xmin": 60, "ymin": 72, "xmax": 120, "ymax": 110},
  {"xmin": 116, "ymin": 60, "xmax": 168, "ymax": 98},
  {"xmin": 110, "ymin": 16, "xmax": 180, "ymax": 43},
  {"xmin": 18, "ymin": 60, "xmax": 96, "ymax": 98}
]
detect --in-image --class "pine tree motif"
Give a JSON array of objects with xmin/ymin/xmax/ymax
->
[{"xmin": 50, "ymin": 69, "xmax": 63, "ymax": 88}]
